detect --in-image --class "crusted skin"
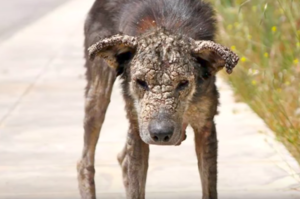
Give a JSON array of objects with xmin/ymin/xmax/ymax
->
[
  {"xmin": 87, "ymin": 28, "xmax": 238, "ymax": 146},
  {"xmin": 191, "ymin": 40, "xmax": 239, "ymax": 74},
  {"xmin": 128, "ymin": 29, "xmax": 196, "ymax": 145},
  {"xmin": 88, "ymin": 34, "xmax": 137, "ymax": 61},
  {"xmin": 78, "ymin": 0, "xmax": 239, "ymax": 199}
]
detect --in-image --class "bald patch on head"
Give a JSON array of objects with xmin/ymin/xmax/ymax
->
[{"xmin": 137, "ymin": 16, "xmax": 158, "ymax": 34}]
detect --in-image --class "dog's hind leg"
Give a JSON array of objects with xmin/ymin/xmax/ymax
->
[
  {"xmin": 193, "ymin": 121, "xmax": 218, "ymax": 199},
  {"xmin": 77, "ymin": 61, "xmax": 116, "ymax": 199},
  {"xmin": 117, "ymin": 99, "xmax": 149, "ymax": 199}
]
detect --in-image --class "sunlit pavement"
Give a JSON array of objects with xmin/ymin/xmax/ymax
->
[
  {"xmin": 0, "ymin": 0, "xmax": 70, "ymax": 42},
  {"xmin": 0, "ymin": 0, "xmax": 299, "ymax": 198}
]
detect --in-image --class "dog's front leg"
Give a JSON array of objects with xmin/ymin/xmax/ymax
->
[
  {"xmin": 118, "ymin": 126, "xmax": 149, "ymax": 199},
  {"xmin": 193, "ymin": 121, "xmax": 218, "ymax": 199},
  {"xmin": 77, "ymin": 67, "xmax": 116, "ymax": 199}
]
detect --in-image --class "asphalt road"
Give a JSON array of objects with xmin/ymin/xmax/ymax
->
[{"xmin": 0, "ymin": 0, "xmax": 70, "ymax": 42}]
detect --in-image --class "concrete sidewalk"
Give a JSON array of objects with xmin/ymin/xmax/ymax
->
[{"xmin": 0, "ymin": 0, "xmax": 299, "ymax": 198}]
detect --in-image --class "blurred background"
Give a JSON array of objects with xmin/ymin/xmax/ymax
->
[
  {"xmin": 0, "ymin": 0, "xmax": 299, "ymax": 198},
  {"xmin": 0, "ymin": 0, "xmax": 70, "ymax": 42},
  {"xmin": 213, "ymin": 0, "xmax": 300, "ymax": 164}
]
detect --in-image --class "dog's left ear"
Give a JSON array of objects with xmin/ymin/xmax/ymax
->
[
  {"xmin": 191, "ymin": 40, "xmax": 239, "ymax": 75},
  {"xmin": 88, "ymin": 34, "xmax": 137, "ymax": 70}
]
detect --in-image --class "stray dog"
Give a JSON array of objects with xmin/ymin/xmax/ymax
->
[{"xmin": 77, "ymin": 0, "xmax": 239, "ymax": 198}]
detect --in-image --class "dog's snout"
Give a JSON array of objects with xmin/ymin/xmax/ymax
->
[{"xmin": 149, "ymin": 120, "xmax": 174, "ymax": 142}]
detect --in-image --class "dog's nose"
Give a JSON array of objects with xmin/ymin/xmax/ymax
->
[{"xmin": 149, "ymin": 120, "xmax": 174, "ymax": 142}]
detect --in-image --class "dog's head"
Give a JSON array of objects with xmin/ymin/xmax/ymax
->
[{"xmin": 89, "ymin": 29, "xmax": 239, "ymax": 145}]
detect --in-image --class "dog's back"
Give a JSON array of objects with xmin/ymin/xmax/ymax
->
[
  {"xmin": 85, "ymin": 0, "xmax": 216, "ymax": 48},
  {"xmin": 84, "ymin": 0, "xmax": 216, "ymax": 85}
]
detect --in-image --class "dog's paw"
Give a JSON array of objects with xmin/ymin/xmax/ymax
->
[{"xmin": 77, "ymin": 160, "xmax": 96, "ymax": 199}]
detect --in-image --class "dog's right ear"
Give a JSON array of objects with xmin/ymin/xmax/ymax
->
[{"xmin": 88, "ymin": 34, "xmax": 137, "ymax": 71}]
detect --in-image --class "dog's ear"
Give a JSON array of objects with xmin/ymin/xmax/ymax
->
[
  {"xmin": 191, "ymin": 40, "xmax": 239, "ymax": 76},
  {"xmin": 88, "ymin": 34, "xmax": 137, "ymax": 72}
]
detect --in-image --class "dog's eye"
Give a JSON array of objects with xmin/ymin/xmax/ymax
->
[
  {"xmin": 136, "ymin": 79, "xmax": 149, "ymax": 91},
  {"xmin": 177, "ymin": 80, "xmax": 189, "ymax": 91}
]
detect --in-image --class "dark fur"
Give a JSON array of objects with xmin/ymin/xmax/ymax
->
[
  {"xmin": 78, "ymin": 1, "xmax": 221, "ymax": 199},
  {"xmin": 116, "ymin": 0, "xmax": 216, "ymax": 40},
  {"xmin": 84, "ymin": 0, "xmax": 218, "ymax": 112}
]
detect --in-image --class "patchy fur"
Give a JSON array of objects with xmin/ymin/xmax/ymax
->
[{"xmin": 78, "ymin": 0, "xmax": 239, "ymax": 199}]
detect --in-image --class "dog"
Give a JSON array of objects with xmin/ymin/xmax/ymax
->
[{"xmin": 77, "ymin": 0, "xmax": 239, "ymax": 198}]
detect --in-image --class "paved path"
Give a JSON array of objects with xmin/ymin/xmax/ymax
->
[
  {"xmin": 0, "ymin": 0, "xmax": 299, "ymax": 198},
  {"xmin": 0, "ymin": 0, "xmax": 70, "ymax": 43}
]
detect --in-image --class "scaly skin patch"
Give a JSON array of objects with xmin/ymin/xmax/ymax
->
[
  {"xmin": 80, "ymin": 1, "xmax": 240, "ymax": 199},
  {"xmin": 87, "ymin": 28, "xmax": 238, "ymax": 146},
  {"xmin": 129, "ymin": 29, "xmax": 197, "ymax": 145}
]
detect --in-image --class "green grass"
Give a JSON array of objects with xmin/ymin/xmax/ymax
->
[{"xmin": 211, "ymin": 0, "xmax": 300, "ymax": 163}]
